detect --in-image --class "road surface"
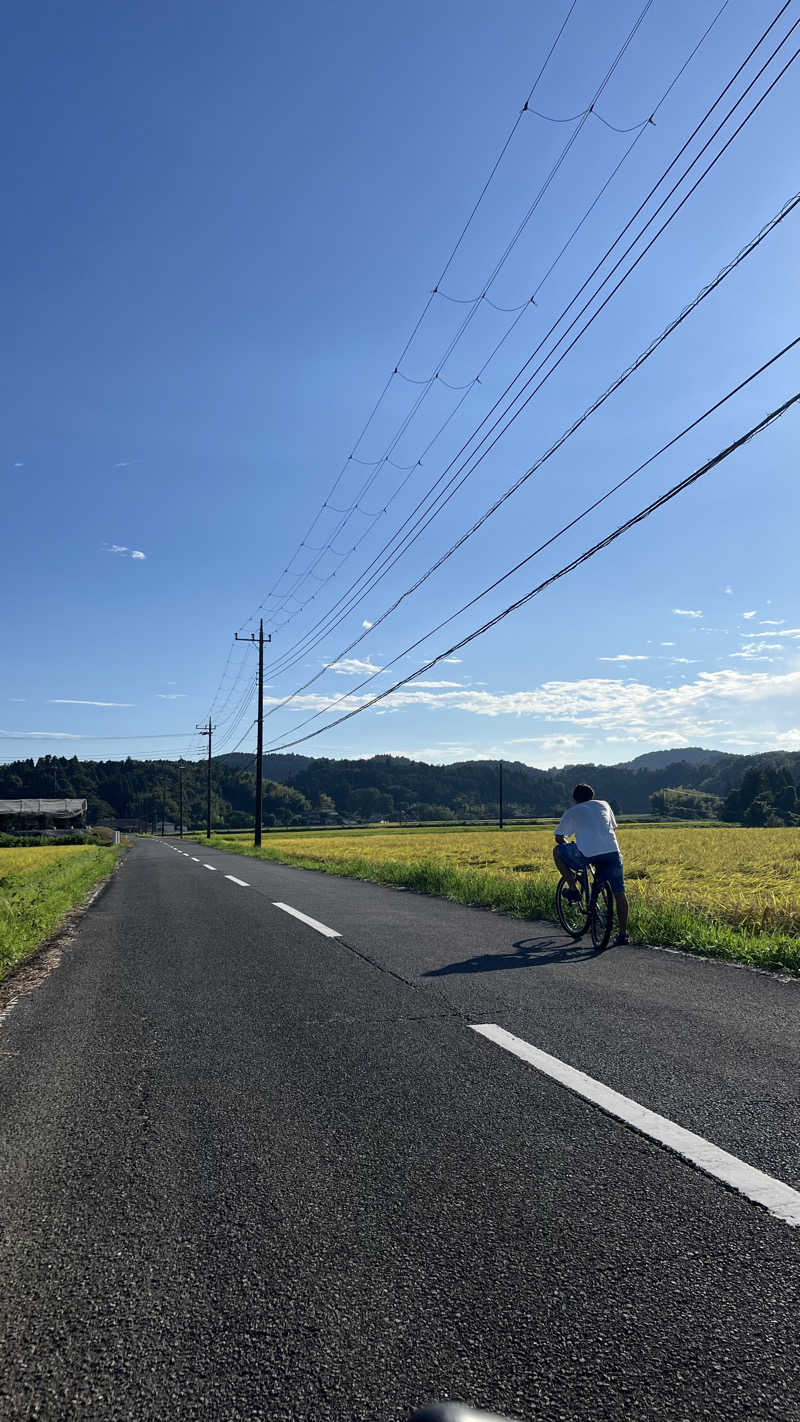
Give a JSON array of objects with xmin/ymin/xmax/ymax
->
[{"xmin": 0, "ymin": 837, "xmax": 798, "ymax": 1421}]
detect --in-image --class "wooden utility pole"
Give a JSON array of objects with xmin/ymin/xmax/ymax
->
[
  {"xmin": 235, "ymin": 620, "xmax": 271, "ymax": 847},
  {"xmin": 178, "ymin": 759, "xmax": 184, "ymax": 839},
  {"xmin": 196, "ymin": 720, "xmax": 216, "ymax": 839},
  {"xmin": 498, "ymin": 759, "xmax": 504, "ymax": 831}
]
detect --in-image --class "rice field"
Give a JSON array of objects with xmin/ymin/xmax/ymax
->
[
  {"xmin": 0, "ymin": 843, "xmax": 120, "ymax": 981},
  {"xmin": 200, "ymin": 823, "xmax": 800, "ymax": 973}
]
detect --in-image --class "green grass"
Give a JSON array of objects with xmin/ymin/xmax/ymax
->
[
  {"xmin": 194, "ymin": 831, "xmax": 800, "ymax": 976},
  {"xmin": 0, "ymin": 845, "xmax": 121, "ymax": 982}
]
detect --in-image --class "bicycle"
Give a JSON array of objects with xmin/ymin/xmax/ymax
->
[{"xmin": 555, "ymin": 858, "xmax": 614, "ymax": 950}]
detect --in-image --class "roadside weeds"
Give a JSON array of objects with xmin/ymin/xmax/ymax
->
[{"xmin": 0, "ymin": 846, "xmax": 124, "ymax": 986}]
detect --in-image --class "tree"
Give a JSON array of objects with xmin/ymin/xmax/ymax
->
[{"xmin": 649, "ymin": 787, "xmax": 723, "ymax": 820}]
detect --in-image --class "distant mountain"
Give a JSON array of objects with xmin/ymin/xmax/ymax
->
[{"xmin": 617, "ymin": 747, "xmax": 727, "ymax": 771}]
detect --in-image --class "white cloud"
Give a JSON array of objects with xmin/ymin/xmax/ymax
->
[
  {"xmin": 0, "ymin": 729, "xmax": 82, "ymax": 740},
  {"xmin": 105, "ymin": 544, "xmax": 128, "ymax": 555},
  {"xmin": 730, "ymin": 642, "xmax": 783, "ymax": 661},
  {"xmin": 743, "ymin": 627, "xmax": 800, "ymax": 640},
  {"xmin": 156, "ymin": 692, "xmax": 187, "ymax": 699},
  {"xmin": 361, "ymin": 620, "xmax": 373, "ymax": 630},
  {"xmin": 742, "ymin": 611, "xmax": 757, "ymax": 619},
  {"xmin": 442, "ymin": 657, "xmax": 462, "ymax": 664},
  {"xmin": 596, "ymin": 654, "xmax": 649, "ymax": 662},
  {"xmin": 660, "ymin": 642, "xmax": 675, "ymax": 647},
  {"xmin": 760, "ymin": 619, "xmax": 786, "ymax": 626},
  {"xmin": 263, "ymin": 668, "xmax": 800, "ymax": 748},
  {"xmin": 12, "ymin": 461, "xmax": 23, "ymax": 469},
  {"xmin": 407, "ymin": 680, "xmax": 463, "ymax": 688},
  {"xmin": 668, "ymin": 657, "xmax": 699, "ymax": 664},
  {"xmin": 131, "ymin": 550, "xmax": 146, "ymax": 560},
  {"xmin": 508, "ymin": 734, "xmax": 585, "ymax": 751},
  {"xmin": 328, "ymin": 657, "xmax": 384, "ymax": 676},
  {"xmin": 48, "ymin": 698, "xmax": 135, "ymax": 707},
  {"xmin": 673, "ymin": 608, "xmax": 702, "ymax": 618},
  {"xmin": 9, "ymin": 697, "xmax": 27, "ymax": 702},
  {"xmin": 723, "ymin": 585, "xmax": 734, "ymax": 595}
]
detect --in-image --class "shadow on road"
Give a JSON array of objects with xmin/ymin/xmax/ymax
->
[{"xmin": 423, "ymin": 934, "xmax": 605, "ymax": 976}]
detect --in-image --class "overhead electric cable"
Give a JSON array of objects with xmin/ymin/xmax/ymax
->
[
  {"xmin": 210, "ymin": 0, "xmax": 729, "ymax": 740},
  {"xmin": 257, "ymin": 69, "xmax": 799, "ymax": 698},
  {"xmin": 258, "ymin": 335, "xmax": 800, "ymax": 747},
  {"xmin": 261, "ymin": 2, "xmax": 655, "ymax": 623},
  {"xmin": 256, "ymin": 0, "xmax": 773, "ymax": 675},
  {"xmin": 259, "ymin": 388, "xmax": 800, "ymax": 753},
  {"xmin": 233, "ymin": 2, "xmax": 580, "ymax": 637}
]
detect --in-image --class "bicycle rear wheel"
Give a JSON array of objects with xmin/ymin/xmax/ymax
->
[
  {"xmin": 556, "ymin": 874, "xmax": 590, "ymax": 938},
  {"xmin": 591, "ymin": 879, "xmax": 614, "ymax": 949}
]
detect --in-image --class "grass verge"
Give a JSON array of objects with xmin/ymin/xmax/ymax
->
[
  {"xmin": 0, "ymin": 845, "xmax": 121, "ymax": 982},
  {"xmin": 195, "ymin": 834, "xmax": 800, "ymax": 975}
]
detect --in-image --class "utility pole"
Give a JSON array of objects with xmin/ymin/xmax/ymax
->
[
  {"xmin": 498, "ymin": 759, "xmax": 504, "ymax": 831},
  {"xmin": 178, "ymin": 759, "xmax": 184, "ymax": 839},
  {"xmin": 160, "ymin": 784, "xmax": 165, "ymax": 837},
  {"xmin": 234, "ymin": 619, "xmax": 271, "ymax": 848},
  {"xmin": 196, "ymin": 719, "xmax": 216, "ymax": 839}
]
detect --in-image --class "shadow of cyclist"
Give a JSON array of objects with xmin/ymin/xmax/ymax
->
[{"xmin": 423, "ymin": 934, "xmax": 606, "ymax": 977}]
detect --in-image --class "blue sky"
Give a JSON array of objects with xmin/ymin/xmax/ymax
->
[{"xmin": 3, "ymin": 0, "xmax": 799, "ymax": 769}]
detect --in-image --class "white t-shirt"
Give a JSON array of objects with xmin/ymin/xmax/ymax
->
[{"xmin": 555, "ymin": 799, "xmax": 620, "ymax": 858}]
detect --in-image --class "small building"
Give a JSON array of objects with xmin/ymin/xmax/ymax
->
[{"xmin": 0, "ymin": 798, "xmax": 88, "ymax": 834}]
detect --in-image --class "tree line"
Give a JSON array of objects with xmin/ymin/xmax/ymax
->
[{"xmin": 2, "ymin": 747, "xmax": 799, "ymax": 829}]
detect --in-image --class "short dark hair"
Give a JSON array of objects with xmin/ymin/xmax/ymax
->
[{"xmin": 572, "ymin": 783, "xmax": 594, "ymax": 803}]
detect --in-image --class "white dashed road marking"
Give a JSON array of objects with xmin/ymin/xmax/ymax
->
[
  {"xmin": 191, "ymin": 857, "xmax": 200, "ymax": 862},
  {"xmin": 272, "ymin": 903, "xmax": 341, "ymax": 938},
  {"xmin": 225, "ymin": 875, "xmax": 250, "ymax": 887},
  {"xmin": 471, "ymin": 1024, "xmax": 800, "ymax": 1229},
  {"xmin": 204, "ymin": 864, "xmax": 217, "ymax": 871}
]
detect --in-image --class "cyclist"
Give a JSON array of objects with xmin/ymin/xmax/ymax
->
[{"xmin": 553, "ymin": 783, "xmax": 629, "ymax": 946}]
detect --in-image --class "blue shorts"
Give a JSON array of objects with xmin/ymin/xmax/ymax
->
[{"xmin": 558, "ymin": 842, "xmax": 625, "ymax": 893}]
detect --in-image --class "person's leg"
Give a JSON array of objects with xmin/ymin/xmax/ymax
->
[
  {"xmin": 553, "ymin": 844, "xmax": 577, "ymax": 890},
  {"xmin": 614, "ymin": 891, "xmax": 628, "ymax": 935}
]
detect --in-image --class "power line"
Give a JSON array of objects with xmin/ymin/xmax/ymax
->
[
  {"xmin": 256, "ymin": 4, "xmax": 787, "ymax": 684},
  {"xmin": 205, "ymin": 1, "xmax": 731, "ymax": 741},
  {"xmin": 206, "ymin": 2, "xmax": 580, "ymax": 723},
  {"xmin": 257, "ymin": 172, "xmax": 800, "ymax": 723},
  {"xmin": 261, "ymin": 334, "xmax": 800, "ymax": 747},
  {"xmin": 256, "ymin": 0, "xmax": 737, "ymax": 640},
  {"xmin": 233, "ymin": 2, "xmax": 579, "ymax": 636},
  {"xmin": 245, "ymin": 1, "xmax": 656, "ymax": 629},
  {"xmin": 260, "ymin": 387, "xmax": 800, "ymax": 753}
]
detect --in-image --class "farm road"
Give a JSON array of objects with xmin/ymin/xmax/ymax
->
[{"xmin": 0, "ymin": 836, "xmax": 798, "ymax": 1421}]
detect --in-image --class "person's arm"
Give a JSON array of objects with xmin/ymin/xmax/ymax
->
[{"xmin": 554, "ymin": 807, "xmax": 572, "ymax": 842}]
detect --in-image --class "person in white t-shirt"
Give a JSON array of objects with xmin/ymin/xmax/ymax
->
[{"xmin": 553, "ymin": 783, "xmax": 629, "ymax": 946}]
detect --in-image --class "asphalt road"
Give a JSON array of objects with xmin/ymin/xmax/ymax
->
[{"xmin": 0, "ymin": 837, "xmax": 798, "ymax": 1422}]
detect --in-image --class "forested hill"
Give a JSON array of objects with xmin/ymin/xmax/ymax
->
[
  {"xmin": 618, "ymin": 747, "xmax": 728, "ymax": 771},
  {"xmin": 2, "ymin": 747, "xmax": 800, "ymax": 827}
]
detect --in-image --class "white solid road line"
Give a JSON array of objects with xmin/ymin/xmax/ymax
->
[
  {"xmin": 272, "ymin": 902, "xmax": 341, "ymax": 939},
  {"xmin": 204, "ymin": 864, "xmax": 217, "ymax": 871},
  {"xmin": 225, "ymin": 874, "xmax": 250, "ymax": 887},
  {"xmin": 471, "ymin": 1024, "xmax": 800, "ymax": 1230}
]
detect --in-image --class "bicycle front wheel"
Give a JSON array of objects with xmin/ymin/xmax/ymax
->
[
  {"xmin": 591, "ymin": 880, "xmax": 614, "ymax": 949},
  {"xmin": 556, "ymin": 875, "xmax": 590, "ymax": 939}
]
